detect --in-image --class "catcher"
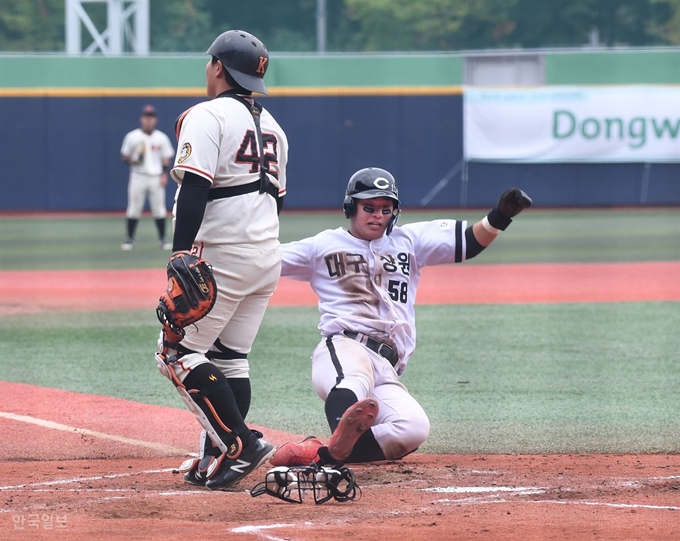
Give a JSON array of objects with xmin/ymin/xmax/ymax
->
[
  {"xmin": 155, "ymin": 29, "xmax": 288, "ymax": 491},
  {"xmin": 270, "ymin": 167, "xmax": 531, "ymax": 467}
]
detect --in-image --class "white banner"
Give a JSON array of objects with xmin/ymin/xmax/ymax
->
[{"xmin": 464, "ymin": 86, "xmax": 680, "ymax": 163}]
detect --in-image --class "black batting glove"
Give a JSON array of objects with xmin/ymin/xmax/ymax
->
[{"xmin": 486, "ymin": 188, "xmax": 533, "ymax": 230}]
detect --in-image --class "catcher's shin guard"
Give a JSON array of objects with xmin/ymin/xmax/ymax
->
[{"xmin": 156, "ymin": 357, "xmax": 246, "ymax": 460}]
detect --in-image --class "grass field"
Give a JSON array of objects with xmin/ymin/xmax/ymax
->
[
  {"xmin": 1, "ymin": 208, "xmax": 678, "ymax": 270},
  {"xmin": 1, "ymin": 208, "xmax": 679, "ymax": 454}
]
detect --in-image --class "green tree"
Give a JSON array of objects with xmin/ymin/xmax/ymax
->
[
  {"xmin": 0, "ymin": 0, "xmax": 64, "ymax": 51},
  {"xmin": 344, "ymin": 0, "xmax": 678, "ymax": 50},
  {"xmin": 653, "ymin": 0, "xmax": 680, "ymax": 43},
  {"xmin": 0, "ymin": 0, "xmax": 677, "ymax": 53},
  {"xmin": 150, "ymin": 0, "xmax": 213, "ymax": 52},
  {"xmin": 344, "ymin": 0, "xmax": 519, "ymax": 51},
  {"xmin": 201, "ymin": 0, "xmax": 318, "ymax": 52}
]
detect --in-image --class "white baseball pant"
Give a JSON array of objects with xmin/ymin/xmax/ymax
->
[{"xmin": 311, "ymin": 335, "xmax": 430, "ymax": 460}]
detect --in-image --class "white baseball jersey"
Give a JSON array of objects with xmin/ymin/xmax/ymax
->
[
  {"xmin": 281, "ymin": 219, "xmax": 468, "ymax": 368},
  {"xmin": 171, "ymin": 96, "xmax": 288, "ymax": 246},
  {"xmin": 121, "ymin": 129, "xmax": 174, "ymax": 175}
]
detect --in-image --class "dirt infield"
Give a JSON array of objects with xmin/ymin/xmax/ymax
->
[
  {"xmin": 1, "ymin": 263, "xmax": 679, "ymax": 540},
  {"xmin": 2, "ymin": 261, "xmax": 679, "ymax": 314},
  {"xmin": 2, "ymin": 382, "xmax": 679, "ymax": 541}
]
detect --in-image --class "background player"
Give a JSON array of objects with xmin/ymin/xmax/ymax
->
[
  {"xmin": 271, "ymin": 167, "xmax": 531, "ymax": 466},
  {"xmin": 155, "ymin": 29, "xmax": 289, "ymax": 490},
  {"xmin": 120, "ymin": 104, "xmax": 175, "ymax": 250}
]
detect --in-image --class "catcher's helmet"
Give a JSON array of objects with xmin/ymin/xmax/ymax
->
[
  {"xmin": 250, "ymin": 465, "xmax": 361, "ymax": 504},
  {"xmin": 342, "ymin": 167, "xmax": 400, "ymax": 234},
  {"xmin": 207, "ymin": 30, "xmax": 269, "ymax": 95}
]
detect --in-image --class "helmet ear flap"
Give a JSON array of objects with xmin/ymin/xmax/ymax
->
[
  {"xmin": 386, "ymin": 207, "xmax": 401, "ymax": 235},
  {"xmin": 343, "ymin": 196, "xmax": 356, "ymax": 219}
]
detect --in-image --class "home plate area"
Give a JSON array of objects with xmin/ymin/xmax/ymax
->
[{"xmin": 2, "ymin": 454, "xmax": 679, "ymax": 541}]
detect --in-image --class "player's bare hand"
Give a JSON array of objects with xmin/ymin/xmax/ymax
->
[{"xmin": 497, "ymin": 188, "xmax": 532, "ymax": 218}]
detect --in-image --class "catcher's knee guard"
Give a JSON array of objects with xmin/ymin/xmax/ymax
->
[
  {"xmin": 211, "ymin": 357, "xmax": 250, "ymax": 379},
  {"xmin": 208, "ymin": 339, "xmax": 250, "ymax": 379},
  {"xmin": 156, "ymin": 355, "xmax": 245, "ymax": 460}
]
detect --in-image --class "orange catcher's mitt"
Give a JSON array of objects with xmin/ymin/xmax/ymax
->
[{"xmin": 156, "ymin": 252, "xmax": 217, "ymax": 338}]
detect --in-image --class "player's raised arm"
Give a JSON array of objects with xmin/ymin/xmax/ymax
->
[{"xmin": 466, "ymin": 187, "xmax": 533, "ymax": 259}]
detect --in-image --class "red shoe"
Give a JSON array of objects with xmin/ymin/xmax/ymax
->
[
  {"xmin": 328, "ymin": 398, "xmax": 379, "ymax": 462},
  {"xmin": 270, "ymin": 436, "xmax": 324, "ymax": 467}
]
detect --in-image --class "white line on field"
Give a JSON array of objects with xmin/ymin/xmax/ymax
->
[
  {"xmin": 0, "ymin": 468, "xmax": 175, "ymax": 491},
  {"xmin": 230, "ymin": 522, "xmax": 312, "ymax": 541},
  {"xmin": 540, "ymin": 500, "xmax": 680, "ymax": 511},
  {"xmin": 0, "ymin": 411, "xmax": 190, "ymax": 455},
  {"xmin": 432, "ymin": 496, "xmax": 680, "ymax": 511},
  {"xmin": 27, "ymin": 488, "xmax": 202, "ymax": 495},
  {"xmin": 424, "ymin": 486, "xmax": 546, "ymax": 494}
]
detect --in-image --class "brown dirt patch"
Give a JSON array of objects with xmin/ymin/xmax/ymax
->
[
  {"xmin": 1, "ymin": 382, "xmax": 679, "ymax": 541},
  {"xmin": 2, "ymin": 262, "xmax": 679, "ymax": 314}
]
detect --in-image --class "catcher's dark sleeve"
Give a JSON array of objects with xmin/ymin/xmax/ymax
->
[
  {"xmin": 172, "ymin": 172, "xmax": 211, "ymax": 252},
  {"xmin": 277, "ymin": 194, "xmax": 285, "ymax": 215},
  {"xmin": 464, "ymin": 225, "xmax": 486, "ymax": 260}
]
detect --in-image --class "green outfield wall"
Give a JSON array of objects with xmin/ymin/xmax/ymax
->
[
  {"xmin": 545, "ymin": 50, "xmax": 680, "ymax": 85},
  {"xmin": 0, "ymin": 48, "xmax": 678, "ymax": 93}
]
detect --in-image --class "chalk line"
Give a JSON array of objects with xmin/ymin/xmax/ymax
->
[{"xmin": 0, "ymin": 411, "xmax": 190, "ymax": 455}]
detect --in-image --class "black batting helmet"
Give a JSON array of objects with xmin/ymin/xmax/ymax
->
[
  {"xmin": 343, "ymin": 167, "xmax": 401, "ymax": 234},
  {"xmin": 207, "ymin": 30, "xmax": 269, "ymax": 95}
]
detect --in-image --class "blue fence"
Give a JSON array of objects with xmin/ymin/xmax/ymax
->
[{"xmin": 0, "ymin": 94, "xmax": 677, "ymax": 211}]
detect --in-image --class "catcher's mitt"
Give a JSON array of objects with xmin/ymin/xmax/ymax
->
[{"xmin": 156, "ymin": 252, "xmax": 217, "ymax": 338}]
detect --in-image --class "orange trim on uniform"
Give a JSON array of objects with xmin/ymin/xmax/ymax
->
[
  {"xmin": 172, "ymin": 164, "xmax": 214, "ymax": 182},
  {"xmin": 278, "ymin": 188, "xmax": 287, "ymax": 197},
  {"xmin": 199, "ymin": 395, "xmax": 233, "ymax": 433},
  {"xmin": 174, "ymin": 106, "xmax": 195, "ymax": 141}
]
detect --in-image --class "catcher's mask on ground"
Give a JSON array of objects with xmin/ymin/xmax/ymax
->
[
  {"xmin": 343, "ymin": 167, "xmax": 401, "ymax": 235},
  {"xmin": 206, "ymin": 30, "xmax": 269, "ymax": 95},
  {"xmin": 250, "ymin": 465, "xmax": 360, "ymax": 504}
]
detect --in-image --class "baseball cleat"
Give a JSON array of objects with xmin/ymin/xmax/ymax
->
[
  {"xmin": 270, "ymin": 436, "xmax": 324, "ymax": 467},
  {"xmin": 160, "ymin": 239, "xmax": 173, "ymax": 251},
  {"xmin": 121, "ymin": 239, "xmax": 135, "ymax": 250},
  {"xmin": 205, "ymin": 439, "xmax": 274, "ymax": 491},
  {"xmin": 328, "ymin": 398, "xmax": 379, "ymax": 462}
]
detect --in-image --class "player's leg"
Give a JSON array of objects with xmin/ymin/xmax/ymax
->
[
  {"xmin": 165, "ymin": 288, "xmax": 243, "ymax": 487},
  {"xmin": 317, "ymin": 339, "xmax": 380, "ymax": 462},
  {"xmin": 313, "ymin": 337, "xmax": 428, "ymax": 463},
  {"xmin": 204, "ymin": 243, "xmax": 280, "ymax": 489},
  {"xmin": 271, "ymin": 336, "xmax": 379, "ymax": 466},
  {"xmin": 331, "ymin": 346, "xmax": 429, "ymax": 463},
  {"xmin": 156, "ymin": 272, "xmax": 252, "ymax": 487},
  {"xmin": 209, "ymin": 347, "xmax": 251, "ymax": 418},
  {"xmin": 148, "ymin": 175, "xmax": 171, "ymax": 249},
  {"xmin": 123, "ymin": 172, "xmax": 144, "ymax": 249},
  {"xmin": 157, "ymin": 350, "xmax": 273, "ymax": 490},
  {"xmin": 313, "ymin": 335, "xmax": 376, "ymax": 403},
  {"xmin": 184, "ymin": 241, "xmax": 280, "ymax": 419},
  {"xmin": 177, "ymin": 429, "xmax": 222, "ymax": 486},
  {"xmin": 360, "ymin": 380, "xmax": 430, "ymax": 461},
  {"xmin": 172, "ymin": 242, "xmax": 280, "ymax": 489}
]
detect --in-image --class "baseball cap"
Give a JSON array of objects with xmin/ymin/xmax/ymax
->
[{"xmin": 141, "ymin": 104, "xmax": 157, "ymax": 116}]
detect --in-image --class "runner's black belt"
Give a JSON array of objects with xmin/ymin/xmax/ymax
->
[
  {"xmin": 207, "ymin": 180, "xmax": 278, "ymax": 201},
  {"xmin": 343, "ymin": 331, "xmax": 399, "ymax": 367}
]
